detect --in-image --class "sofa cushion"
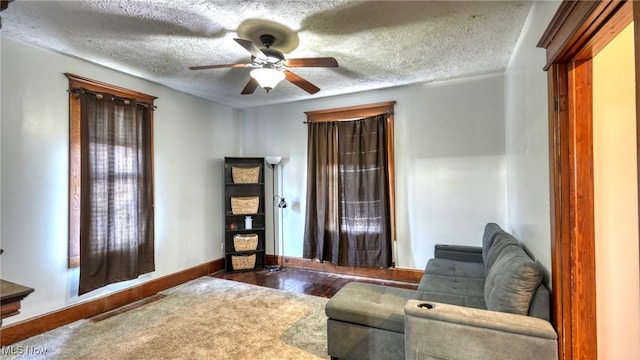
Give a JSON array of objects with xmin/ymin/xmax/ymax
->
[
  {"xmin": 433, "ymin": 244, "xmax": 483, "ymax": 263},
  {"xmin": 482, "ymin": 223, "xmax": 505, "ymax": 264},
  {"xmin": 425, "ymin": 258, "xmax": 485, "ymax": 279},
  {"xmin": 528, "ymin": 283, "xmax": 551, "ymax": 321},
  {"xmin": 325, "ymin": 282, "xmax": 419, "ymax": 333},
  {"xmin": 484, "ymin": 247, "xmax": 542, "ymax": 315},
  {"xmin": 419, "ymin": 274, "xmax": 486, "ymax": 309},
  {"xmin": 484, "ymin": 232, "xmax": 520, "ymax": 275}
]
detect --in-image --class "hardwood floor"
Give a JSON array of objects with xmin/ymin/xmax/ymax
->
[{"xmin": 211, "ymin": 267, "xmax": 418, "ymax": 298}]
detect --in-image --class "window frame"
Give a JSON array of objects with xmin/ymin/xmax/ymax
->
[
  {"xmin": 66, "ymin": 73, "xmax": 156, "ymax": 268},
  {"xmin": 304, "ymin": 101, "xmax": 397, "ymax": 256}
]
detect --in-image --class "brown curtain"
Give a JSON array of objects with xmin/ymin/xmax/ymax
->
[
  {"xmin": 78, "ymin": 91, "xmax": 155, "ymax": 295},
  {"xmin": 303, "ymin": 114, "xmax": 392, "ymax": 268}
]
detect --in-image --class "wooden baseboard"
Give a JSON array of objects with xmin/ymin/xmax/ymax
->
[
  {"xmin": 0, "ymin": 259, "xmax": 224, "ymax": 346},
  {"xmin": 266, "ymin": 255, "xmax": 423, "ymax": 284},
  {"xmin": 2, "ymin": 256, "xmax": 420, "ymax": 346}
]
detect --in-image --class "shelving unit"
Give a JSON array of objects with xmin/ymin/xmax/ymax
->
[{"xmin": 223, "ymin": 157, "xmax": 266, "ymax": 272}]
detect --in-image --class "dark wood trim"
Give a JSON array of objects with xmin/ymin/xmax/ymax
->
[
  {"xmin": 304, "ymin": 101, "xmax": 396, "ymax": 122},
  {"xmin": 65, "ymin": 73, "xmax": 157, "ymax": 103},
  {"xmin": 266, "ymin": 254, "xmax": 278, "ymax": 266},
  {"xmin": 566, "ymin": 59, "xmax": 597, "ymax": 359},
  {"xmin": 572, "ymin": 1, "xmax": 632, "ymax": 61},
  {"xmin": 65, "ymin": 73, "xmax": 157, "ymax": 268},
  {"xmin": 540, "ymin": 2, "xmax": 633, "ymax": 359},
  {"xmin": 538, "ymin": 0, "xmax": 628, "ymax": 70},
  {"xmin": 548, "ymin": 62, "xmax": 574, "ymax": 360},
  {"xmin": 0, "ymin": 259, "xmax": 223, "ymax": 346},
  {"xmin": 68, "ymin": 85, "xmax": 81, "ymax": 268},
  {"xmin": 386, "ymin": 112, "xmax": 397, "ymax": 244},
  {"xmin": 537, "ymin": 1, "xmax": 581, "ymax": 50},
  {"xmin": 268, "ymin": 255, "xmax": 423, "ymax": 284}
]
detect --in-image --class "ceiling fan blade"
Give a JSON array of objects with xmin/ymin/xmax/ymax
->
[
  {"xmin": 284, "ymin": 70, "xmax": 320, "ymax": 94},
  {"xmin": 284, "ymin": 57, "xmax": 338, "ymax": 68},
  {"xmin": 241, "ymin": 78, "xmax": 259, "ymax": 95},
  {"xmin": 189, "ymin": 64, "xmax": 246, "ymax": 70},
  {"xmin": 234, "ymin": 38, "xmax": 267, "ymax": 60}
]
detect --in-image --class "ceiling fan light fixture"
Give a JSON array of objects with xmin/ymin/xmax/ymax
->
[{"xmin": 250, "ymin": 68, "xmax": 285, "ymax": 92}]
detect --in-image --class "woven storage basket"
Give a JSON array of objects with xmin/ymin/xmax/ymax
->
[
  {"xmin": 231, "ymin": 254, "xmax": 256, "ymax": 270},
  {"xmin": 233, "ymin": 233, "xmax": 258, "ymax": 251},
  {"xmin": 232, "ymin": 166, "xmax": 260, "ymax": 184},
  {"xmin": 231, "ymin": 196, "xmax": 259, "ymax": 214}
]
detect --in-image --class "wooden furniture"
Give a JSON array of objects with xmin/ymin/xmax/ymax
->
[
  {"xmin": 223, "ymin": 157, "xmax": 266, "ymax": 272},
  {"xmin": 1, "ymin": 279, "xmax": 34, "ymax": 326}
]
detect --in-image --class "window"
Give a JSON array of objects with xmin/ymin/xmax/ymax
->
[
  {"xmin": 303, "ymin": 101, "xmax": 396, "ymax": 268},
  {"xmin": 66, "ymin": 73, "xmax": 156, "ymax": 294}
]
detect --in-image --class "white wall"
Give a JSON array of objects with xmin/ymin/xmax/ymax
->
[
  {"xmin": 0, "ymin": 37, "xmax": 239, "ymax": 325},
  {"xmin": 593, "ymin": 23, "xmax": 640, "ymax": 360},
  {"xmin": 1, "ymin": 1, "xmax": 562, "ymax": 325},
  {"xmin": 504, "ymin": 0, "xmax": 560, "ymax": 274},
  {"xmin": 241, "ymin": 74, "xmax": 508, "ymax": 269}
]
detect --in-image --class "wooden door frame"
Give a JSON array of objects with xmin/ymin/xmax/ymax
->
[{"xmin": 538, "ymin": 1, "xmax": 637, "ymax": 359}]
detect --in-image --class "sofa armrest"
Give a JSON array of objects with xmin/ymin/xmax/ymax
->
[
  {"xmin": 434, "ymin": 244, "xmax": 483, "ymax": 263},
  {"xmin": 404, "ymin": 300, "xmax": 558, "ymax": 360}
]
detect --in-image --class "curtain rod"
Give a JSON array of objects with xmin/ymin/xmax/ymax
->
[
  {"xmin": 302, "ymin": 111, "xmax": 393, "ymax": 124},
  {"xmin": 69, "ymin": 87, "xmax": 157, "ymax": 110}
]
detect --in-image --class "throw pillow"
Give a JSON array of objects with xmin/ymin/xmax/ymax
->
[
  {"xmin": 484, "ymin": 232, "xmax": 519, "ymax": 275},
  {"xmin": 484, "ymin": 247, "xmax": 542, "ymax": 315}
]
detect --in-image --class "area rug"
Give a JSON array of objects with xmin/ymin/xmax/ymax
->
[{"xmin": 3, "ymin": 277, "xmax": 329, "ymax": 359}]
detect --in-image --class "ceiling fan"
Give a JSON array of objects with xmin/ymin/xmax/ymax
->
[{"xmin": 189, "ymin": 34, "xmax": 338, "ymax": 95}]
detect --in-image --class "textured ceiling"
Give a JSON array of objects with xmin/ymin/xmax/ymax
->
[{"xmin": 2, "ymin": 0, "xmax": 532, "ymax": 109}]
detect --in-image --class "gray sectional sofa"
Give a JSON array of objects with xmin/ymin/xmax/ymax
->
[{"xmin": 325, "ymin": 223, "xmax": 558, "ymax": 360}]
